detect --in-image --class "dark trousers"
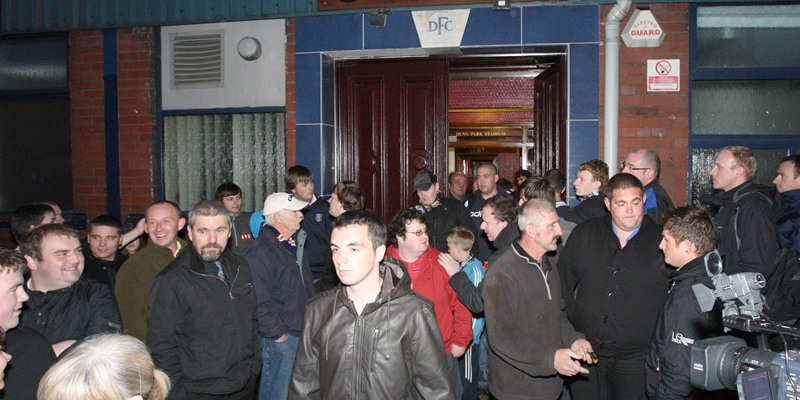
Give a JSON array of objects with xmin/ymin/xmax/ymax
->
[
  {"xmin": 568, "ymin": 352, "xmax": 646, "ymax": 400},
  {"xmin": 459, "ymin": 343, "xmax": 481, "ymax": 400},
  {"xmin": 186, "ymin": 371, "xmax": 258, "ymax": 399}
]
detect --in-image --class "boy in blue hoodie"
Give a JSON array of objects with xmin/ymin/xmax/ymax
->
[{"xmin": 446, "ymin": 227, "xmax": 485, "ymax": 400}]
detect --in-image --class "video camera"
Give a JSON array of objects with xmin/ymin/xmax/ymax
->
[{"xmin": 690, "ymin": 251, "xmax": 800, "ymax": 399}]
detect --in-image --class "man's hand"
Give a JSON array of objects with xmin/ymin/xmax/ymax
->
[
  {"xmin": 554, "ymin": 348, "xmax": 590, "ymax": 376},
  {"xmin": 438, "ymin": 253, "xmax": 461, "ymax": 277},
  {"xmin": 275, "ymin": 333, "xmax": 289, "ymax": 343},
  {"xmin": 451, "ymin": 344, "xmax": 467, "ymax": 358},
  {"xmin": 570, "ymin": 338, "xmax": 596, "ymax": 364},
  {"xmin": 52, "ymin": 340, "xmax": 77, "ymax": 357}
]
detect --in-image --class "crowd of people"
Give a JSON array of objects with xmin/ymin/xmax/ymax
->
[{"xmin": 0, "ymin": 147, "xmax": 799, "ymax": 400}]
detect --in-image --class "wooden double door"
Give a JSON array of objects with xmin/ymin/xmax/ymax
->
[{"xmin": 336, "ymin": 57, "xmax": 564, "ymax": 222}]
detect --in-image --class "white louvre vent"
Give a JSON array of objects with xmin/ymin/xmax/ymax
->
[{"xmin": 171, "ymin": 31, "xmax": 224, "ymax": 89}]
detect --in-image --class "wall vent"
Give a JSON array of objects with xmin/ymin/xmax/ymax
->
[{"xmin": 171, "ymin": 31, "xmax": 224, "ymax": 89}]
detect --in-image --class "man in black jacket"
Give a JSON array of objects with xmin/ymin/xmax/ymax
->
[
  {"xmin": 621, "ymin": 148, "xmax": 675, "ymax": 224},
  {"xmin": 710, "ymin": 145, "xmax": 780, "ymax": 278},
  {"xmin": 559, "ymin": 173, "xmax": 670, "ymax": 400},
  {"xmin": 412, "ymin": 169, "xmax": 478, "ymax": 254},
  {"xmin": 20, "ymin": 224, "xmax": 121, "ymax": 357},
  {"xmin": 289, "ymin": 210, "xmax": 455, "ymax": 399},
  {"xmin": 645, "ymin": 206, "xmax": 724, "ymax": 400},
  {"xmin": 148, "ymin": 200, "xmax": 260, "ymax": 399}
]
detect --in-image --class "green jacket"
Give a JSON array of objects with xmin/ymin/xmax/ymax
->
[{"xmin": 115, "ymin": 238, "xmax": 187, "ymax": 342}]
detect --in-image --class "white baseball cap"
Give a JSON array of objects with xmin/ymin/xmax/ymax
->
[{"xmin": 262, "ymin": 193, "xmax": 308, "ymax": 216}]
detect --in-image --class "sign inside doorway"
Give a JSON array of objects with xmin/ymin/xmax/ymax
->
[{"xmin": 647, "ymin": 59, "xmax": 680, "ymax": 92}]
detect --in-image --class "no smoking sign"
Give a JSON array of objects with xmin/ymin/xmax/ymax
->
[{"xmin": 647, "ymin": 59, "xmax": 680, "ymax": 92}]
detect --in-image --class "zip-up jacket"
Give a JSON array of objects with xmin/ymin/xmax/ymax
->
[
  {"xmin": 564, "ymin": 193, "xmax": 608, "ymax": 225},
  {"xmin": 416, "ymin": 194, "xmax": 478, "ymax": 254},
  {"xmin": 289, "ymin": 258, "xmax": 456, "ymax": 400},
  {"xmin": 147, "ymin": 246, "xmax": 261, "ymax": 399},
  {"xmin": 558, "ymin": 214, "xmax": 670, "ymax": 356},
  {"xmin": 645, "ymin": 256, "xmax": 724, "ymax": 400},
  {"xmin": 245, "ymin": 227, "xmax": 316, "ymax": 339},
  {"xmin": 385, "ymin": 245, "xmax": 473, "ymax": 354},
  {"xmin": 485, "ymin": 241, "xmax": 584, "ymax": 400}
]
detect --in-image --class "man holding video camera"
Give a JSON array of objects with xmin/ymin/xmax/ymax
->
[{"xmin": 645, "ymin": 205, "xmax": 725, "ymax": 400}]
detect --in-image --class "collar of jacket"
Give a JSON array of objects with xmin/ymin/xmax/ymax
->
[
  {"xmin": 669, "ymin": 255, "xmax": 707, "ymax": 283},
  {"xmin": 494, "ymin": 223, "xmax": 521, "ymax": 250},
  {"xmin": 510, "ymin": 241, "xmax": 552, "ymax": 273},
  {"xmin": 780, "ymin": 189, "xmax": 800, "ymax": 210},
  {"xmin": 184, "ymin": 245, "xmax": 238, "ymax": 276}
]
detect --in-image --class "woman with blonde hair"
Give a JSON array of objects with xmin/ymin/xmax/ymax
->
[{"xmin": 37, "ymin": 334, "xmax": 170, "ymax": 400}]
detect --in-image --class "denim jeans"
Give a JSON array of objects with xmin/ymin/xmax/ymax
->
[{"xmin": 259, "ymin": 335, "xmax": 299, "ymax": 400}]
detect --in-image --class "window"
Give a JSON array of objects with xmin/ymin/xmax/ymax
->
[
  {"xmin": 690, "ymin": 5, "xmax": 800, "ymax": 205},
  {"xmin": 162, "ymin": 112, "xmax": 286, "ymax": 211}
]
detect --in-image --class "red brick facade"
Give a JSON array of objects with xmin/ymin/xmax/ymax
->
[
  {"xmin": 285, "ymin": 19, "xmax": 297, "ymax": 166},
  {"xmin": 600, "ymin": 3, "xmax": 690, "ymax": 205}
]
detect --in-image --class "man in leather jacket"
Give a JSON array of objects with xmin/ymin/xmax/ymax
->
[{"xmin": 289, "ymin": 210, "xmax": 455, "ymax": 399}]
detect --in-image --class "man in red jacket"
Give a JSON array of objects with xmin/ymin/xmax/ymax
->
[{"xmin": 386, "ymin": 208, "xmax": 473, "ymax": 400}]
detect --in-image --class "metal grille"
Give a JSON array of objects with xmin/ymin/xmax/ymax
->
[{"xmin": 171, "ymin": 31, "xmax": 223, "ymax": 89}]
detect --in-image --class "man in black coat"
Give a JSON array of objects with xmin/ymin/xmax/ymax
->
[
  {"xmin": 412, "ymin": 169, "xmax": 478, "ymax": 254},
  {"xmin": 621, "ymin": 148, "xmax": 675, "ymax": 224},
  {"xmin": 559, "ymin": 173, "xmax": 670, "ymax": 400},
  {"xmin": 148, "ymin": 200, "xmax": 260, "ymax": 399}
]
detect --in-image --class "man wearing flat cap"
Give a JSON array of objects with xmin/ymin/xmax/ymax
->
[
  {"xmin": 413, "ymin": 170, "xmax": 478, "ymax": 254},
  {"xmin": 244, "ymin": 193, "xmax": 316, "ymax": 400}
]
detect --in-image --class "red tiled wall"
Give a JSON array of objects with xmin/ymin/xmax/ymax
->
[
  {"xmin": 117, "ymin": 27, "xmax": 158, "ymax": 216},
  {"xmin": 600, "ymin": 3, "xmax": 690, "ymax": 205},
  {"xmin": 69, "ymin": 30, "xmax": 107, "ymax": 217},
  {"xmin": 286, "ymin": 19, "xmax": 297, "ymax": 165}
]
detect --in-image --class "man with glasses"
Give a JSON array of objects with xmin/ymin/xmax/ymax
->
[
  {"xmin": 621, "ymin": 148, "xmax": 674, "ymax": 224},
  {"xmin": 710, "ymin": 145, "xmax": 779, "ymax": 277},
  {"xmin": 386, "ymin": 209, "xmax": 472, "ymax": 400}
]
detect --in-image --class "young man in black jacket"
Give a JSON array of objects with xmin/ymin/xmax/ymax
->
[
  {"xmin": 645, "ymin": 206, "xmax": 724, "ymax": 400},
  {"xmin": 148, "ymin": 200, "xmax": 260, "ymax": 399}
]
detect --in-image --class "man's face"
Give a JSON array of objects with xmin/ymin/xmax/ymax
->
[
  {"xmin": 38, "ymin": 211, "xmax": 56, "ymax": 227},
  {"xmin": 605, "ymin": 187, "xmax": 646, "ymax": 234},
  {"xmin": 292, "ymin": 179, "xmax": 315, "ymax": 203},
  {"xmin": 659, "ymin": 229, "xmax": 691, "ymax": 269},
  {"xmin": 573, "ymin": 170, "xmax": 600, "ymax": 197},
  {"xmin": 221, "ymin": 194, "xmax": 242, "ymax": 216},
  {"xmin": 331, "ymin": 224, "xmax": 385, "ymax": 288},
  {"xmin": 621, "ymin": 151, "xmax": 654, "ymax": 186},
  {"xmin": 50, "ymin": 204, "xmax": 65, "ymax": 224},
  {"xmin": 530, "ymin": 210, "xmax": 562, "ymax": 253},
  {"xmin": 774, "ymin": 161, "xmax": 800, "ymax": 193},
  {"xmin": 710, "ymin": 150, "xmax": 742, "ymax": 191},
  {"xmin": 396, "ymin": 219, "xmax": 429, "ymax": 258},
  {"xmin": 475, "ymin": 166, "xmax": 498, "ymax": 196},
  {"xmin": 328, "ymin": 193, "xmax": 346, "ymax": 218},
  {"xmin": 277, "ymin": 209, "xmax": 304, "ymax": 234},
  {"xmin": 449, "ymin": 174, "xmax": 468, "ymax": 199},
  {"xmin": 480, "ymin": 205, "xmax": 508, "ymax": 242},
  {"xmin": 87, "ymin": 225, "xmax": 122, "ymax": 261},
  {"xmin": 0, "ymin": 269, "xmax": 28, "ymax": 332},
  {"xmin": 188, "ymin": 215, "xmax": 231, "ymax": 262},
  {"xmin": 145, "ymin": 204, "xmax": 186, "ymax": 252},
  {"xmin": 26, "ymin": 234, "xmax": 84, "ymax": 292},
  {"xmin": 416, "ymin": 183, "xmax": 439, "ymax": 207}
]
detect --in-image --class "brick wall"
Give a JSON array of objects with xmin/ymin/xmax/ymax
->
[
  {"xmin": 117, "ymin": 27, "xmax": 158, "ymax": 216},
  {"xmin": 286, "ymin": 19, "xmax": 297, "ymax": 166},
  {"xmin": 599, "ymin": 3, "xmax": 690, "ymax": 205},
  {"xmin": 69, "ymin": 30, "xmax": 107, "ymax": 217}
]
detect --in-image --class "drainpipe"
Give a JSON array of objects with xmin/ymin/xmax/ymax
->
[{"xmin": 604, "ymin": 0, "xmax": 631, "ymax": 175}]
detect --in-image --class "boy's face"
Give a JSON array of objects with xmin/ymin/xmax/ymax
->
[
  {"xmin": 292, "ymin": 179, "xmax": 315, "ymax": 203},
  {"xmin": 0, "ymin": 269, "xmax": 28, "ymax": 332},
  {"xmin": 447, "ymin": 242, "xmax": 470, "ymax": 262}
]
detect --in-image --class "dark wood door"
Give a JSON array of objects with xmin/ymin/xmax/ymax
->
[
  {"xmin": 336, "ymin": 59, "xmax": 448, "ymax": 222},
  {"xmin": 532, "ymin": 61, "xmax": 566, "ymax": 175}
]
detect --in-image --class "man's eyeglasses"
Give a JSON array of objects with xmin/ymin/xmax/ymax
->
[
  {"xmin": 406, "ymin": 229, "xmax": 428, "ymax": 237},
  {"xmin": 620, "ymin": 161, "xmax": 651, "ymax": 171}
]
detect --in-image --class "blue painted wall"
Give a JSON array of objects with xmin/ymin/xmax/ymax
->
[{"xmin": 294, "ymin": 5, "xmax": 600, "ymax": 201}]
